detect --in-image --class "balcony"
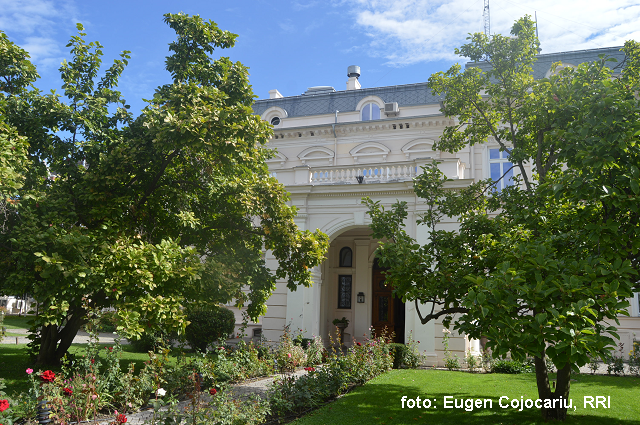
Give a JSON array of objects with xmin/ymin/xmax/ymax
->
[{"xmin": 270, "ymin": 158, "xmax": 467, "ymax": 186}]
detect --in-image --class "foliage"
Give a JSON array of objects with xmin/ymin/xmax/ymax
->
[
  {"xmin": 388, "ymin": 336, "xmax": 422, "ymax": 369},
  {"xmin": 629, "ymin": 340, "xmax": 640, "ymax": 376},
  {"xmin": 464, "ymin": 350, "xmax": 481, "ymax": 372},
  {"xmin": 210, "ymin": 341, "xmax": 274, "ymax": 384},
  {"xmin": 0, "ymin": 13, "xmax": 328, "ymax": 366},
  {"xmin": 304, "ymin": 336, "xmax": 325, "ymax": 367},
  {"xmin": 184, "ymin": 306, "xmax": 235, "ymax": 353},
  {"xmin": 441, "ymin": 329, "xmax": 460, "ymax": 371},
  {"xmin": 267, "ymin": 333, "xmax": 392, "ymax": 420},
  {"xmin": 275, "ymin": 324, "xmax": 306, "ymax": 372},
  {"xmin": 605, "ymin": 343, "xmax": 626, "ymax": 376},
  {"xmin": 332, "ymin": 317, "xmax": 349, "ymax": 326},
  {"xmin": 491, "ymin": 359, "xmax": 535, "ymax": 374},
  {"xmin": 365, "ymin": 16, "xmax": 640, "ymax": 421}
]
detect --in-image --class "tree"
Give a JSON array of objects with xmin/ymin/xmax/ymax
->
[
  {"xmin": 365, "ymin": 17, "xmax": 640, "ymax": 421},
  {"xmin": 0, "ymin": 14, "xmax": 328, "ymax": 365}
]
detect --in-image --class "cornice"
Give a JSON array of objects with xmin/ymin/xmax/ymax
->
[{"xmin": 271, "ymin": 116, "xmax": 456, "ymax": 141}]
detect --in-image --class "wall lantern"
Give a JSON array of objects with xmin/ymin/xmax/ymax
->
[{"xmin": 357, "ymin": 292, "xmax": 365, "ymax": 303}]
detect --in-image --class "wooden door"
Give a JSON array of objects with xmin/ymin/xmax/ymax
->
[
  {"xmin": 371, "ymin": 267, "xmax": 405, "ymax": 343},
  {"xmin": 371, "ymin": 268, "xmax": 395, "ymax": 340}
]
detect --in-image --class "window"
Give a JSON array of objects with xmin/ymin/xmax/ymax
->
[
  {"xmin": 339, "ymin": 247, "xmax": 352, "ymax": 267},
  {"xmin": 489, "ymin": 148, "xmax": 514, "ymax": 192},
  {"xmin": 361, "ymin": 103, "xmax": 380, "ymax": 121},
  {"xmin": 270, "ymin": 117, "xmax": 280, "ymax": 126},
  {"xmin": 338, "ymin": 275, "xmax": 352, "ymax": 309}
]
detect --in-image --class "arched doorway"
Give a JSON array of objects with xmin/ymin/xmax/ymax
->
[{"xmin": 371, "ymin": 258, "xmax": 405, "ymax": 343}]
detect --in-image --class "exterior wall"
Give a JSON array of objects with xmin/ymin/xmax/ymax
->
[{"xmin": 249, "ymin": 51, "xmax": 640, "ymax": 362}]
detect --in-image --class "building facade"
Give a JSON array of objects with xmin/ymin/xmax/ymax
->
[{"xmin": 249, "ymin": 47, "xmax": 640, "ymax": 362}]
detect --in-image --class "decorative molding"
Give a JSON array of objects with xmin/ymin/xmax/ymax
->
[
  {"xmin": 349, "ymin": 142, "xmax": 390, "ymax": 163},
  {"xmin": 402, "ymin": 138, "xmax": 437, "ymax": 160},
  {"xmin": 265, "ymin": 151, "xmax": 288, "ymax": 166},
  {"xmin": 298, "ymin": 146, "xmax": 335, "ymax": 165},
  {"xmin": 355, "ymin": 95, "xmax": 385, "ymax": 111}
]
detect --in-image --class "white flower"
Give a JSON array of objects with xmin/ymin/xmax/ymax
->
[{"xmin": 157, "ymin": 388, "xmax": 166, "ymax": 397}]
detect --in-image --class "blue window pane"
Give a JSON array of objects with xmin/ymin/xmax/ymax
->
[
  {"xmin": 489, "ymin": 148, "xmax": 500, "ymax": 159},
  {"xmin": 362, "ymin": 104, "xmax": 370, "ymax": 121},
  {"xmin": 371, "ymin": 105, "xmax": 380, "ymax": 120},
  {"xmin": 490, "ymin": 163, "xmax": 501, "ymax": 182},
  {"xmin": 504, "ymin": 162, "xmax": 514, "ymax": 186}
]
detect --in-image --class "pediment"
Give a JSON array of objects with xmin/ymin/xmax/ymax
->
[
  {"xmin": 401, "ymin": 138, "xmax": 437, "ymax": 159},
  {"xmin": 266, "ymin": 151, "xmax": 288, "ymax": 167},
  {"xmin": 298, "ymin": 146, "xmax": 334, "ymax": 165},
  {"xmin": 349, "ymin": 142, "xmax": 390, "ymax": 164}
]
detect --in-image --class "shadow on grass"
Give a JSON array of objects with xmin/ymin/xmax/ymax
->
[{"xmin": 293, "ymin": 370, "xmax": 640, "ymax": 425}]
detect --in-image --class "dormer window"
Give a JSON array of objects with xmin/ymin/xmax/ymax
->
[{"xmin": 361, "ymin": 103, "xmax": 381, "ymax": 121}]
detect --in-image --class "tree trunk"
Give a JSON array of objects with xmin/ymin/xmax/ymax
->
[
  {"xmin": 35, "ymin": 309, "xmax": 87, "ymax": 365},
  {"xmin": 534, "ymin": 354, "xmax": 572, "ymax": 421}
]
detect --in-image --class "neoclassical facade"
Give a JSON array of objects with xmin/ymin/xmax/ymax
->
[{"xmin": 247, "ymin": 48, "xmax": 640, "ymax": 362}]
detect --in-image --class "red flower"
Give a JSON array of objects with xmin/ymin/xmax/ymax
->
[
  {"xmin": 41, "ymin": 370, "xmax": 55, "ymax": 383},
  {"xmin": 91, "ymin": 359, "xmax": 95, "ymax": 364},
  {"xmin": 0, "ymin": 399, "xmax": 9, "ymax": 412},
  {"xmin": 107, "ymin": 347, "xmax": 113, "ymax": 352},
  {"xmin": 356, "ymin": 342, "xmax": 362, "ymax": 346},
  {"xmin": 116, "ymin": 413, "xmax": 127, "ymax": 424},
  {"xmin": 304, "ymin": 367, "xmax": 316, "ymax": 372},
  {"xmin": 63, "ymin": 387, "xmax": 73, "ymax": 396},
  {"xmin": 209, "ymin": 388, "xmax": 217, "ymax": 396}
]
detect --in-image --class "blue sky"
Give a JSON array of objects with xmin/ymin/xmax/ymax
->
[{"xmin": 1, "ymin": 0, "xmax": 639, "ymax": 115}]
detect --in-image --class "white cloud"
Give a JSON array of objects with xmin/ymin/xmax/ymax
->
[
  {"xmin": 345, "ymin": 0, "xmax": 640, "ymax": 66},
  {"xmin": 0, "ymin": 0, "xmax": 78, "ymax": 69}
]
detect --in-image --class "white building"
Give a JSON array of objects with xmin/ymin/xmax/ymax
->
[{"xmin": 249, "ymin": 47, "xmax": 640, "ymax": 363}]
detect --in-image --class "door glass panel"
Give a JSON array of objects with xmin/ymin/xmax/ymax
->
[{"xmin": 378, "ymin": 296, "xmax": 389, "ymax": 321}]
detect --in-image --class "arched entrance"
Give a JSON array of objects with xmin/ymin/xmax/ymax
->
[{"xmin": 371, "ymin": 258, "xmax": 405, "ymax": 343}]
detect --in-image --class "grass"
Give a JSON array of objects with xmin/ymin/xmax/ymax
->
[
  {"xmin": 1, "ymin": 315, "xmax": 33, "ymax": 330},
  {"xmin": 0, "ymin": 343, "xmax": 182, "ymax": 396},
  {"xmin": 293, "ymin": 369, "xmax": 640, "ymax": 425}
]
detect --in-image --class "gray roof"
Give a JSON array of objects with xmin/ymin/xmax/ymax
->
[
  {"xmin": 468, "ymin": 46, "xmax": 626, "ymax": 79},
  {"xmin": 253, "ymin": 82, "xmax": 444, "ymax": 119},
  {"xmin": 253, "ymin": 46, "xmax": 626, "ymax": 119}
]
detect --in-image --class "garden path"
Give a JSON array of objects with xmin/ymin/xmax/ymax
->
[
  {"xmin": 0, "ymin": 328, "xmax": 128, "ymax": 345},
  {"xmin": 97, "ymin": 369, "xmax": 308, "ymax": 425}
]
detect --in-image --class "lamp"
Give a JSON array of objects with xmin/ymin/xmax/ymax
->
[{"xmin": 357, "ymin": 292, "xmax": 365, "ymax": 303}]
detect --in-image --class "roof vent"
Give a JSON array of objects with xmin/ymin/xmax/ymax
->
[
  {"xmin": 304, "ymin": 86, "xmax": 336, "ymax": 95},
  {"xmin": 347, "ymin": 65, "xmax": 361, "ymax": 78}
]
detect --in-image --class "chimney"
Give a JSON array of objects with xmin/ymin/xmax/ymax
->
[
  {"xmin": 269, "ymin": 89, "xmax": 283, "ymax": 99},
  {"xmin": 346, "ymin": 65, "xmax": 361, "ymax": 90}
]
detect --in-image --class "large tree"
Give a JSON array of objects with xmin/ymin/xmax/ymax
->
[
  {"xmin": 0, "ymin": 13, "xmax": 328, "ymax": 365},
  {"xmin": 365, "ymin": 17, "xmax": 640, "ymax": 421}
]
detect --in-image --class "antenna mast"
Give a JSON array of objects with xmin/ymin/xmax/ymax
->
[{"xmin": 483, "ymin": 0, "xmax": 490, "ymax": 37}]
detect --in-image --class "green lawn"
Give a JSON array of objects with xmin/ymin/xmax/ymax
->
[
  {"xmin": 0, "ymin": 343, "xmax": 181, "ymax": 395},
  {"xmin": 294, "ymin": 369, "xmax": 640, "ymax": 425},
  {"xmin": 1, "ymin": 315, "xmax": 33, "ymax": 330}
]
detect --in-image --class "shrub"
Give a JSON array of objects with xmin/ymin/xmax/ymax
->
[
  {"xmin": 492, "ymin": 359, "xmax": 534, "ymax": 374},
  {"xmin": 128, "ymin": 329, "xmax": 173, "ymax": 353},
  {"xmin": 304, "ymin": 336, "xmax": 325, "ymax": 367},
  {"xmin": 388, "ymin": 343, "xmax": 407, "ymax": 369},
  {"xmin": 184, "ymin": 306, "xmax": 235, "ymax": 353}
]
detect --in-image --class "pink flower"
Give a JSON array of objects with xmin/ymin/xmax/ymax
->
[
  {"xmin": 26, "ymin": 368, "xmax": 33, "ymax": 375},
  {"xmin": 287, "ymin": 353, "xmax": 292, "ymax": 358},
  {"xmin": 92, "ymin": 395, "xmax": 98, "ymax": 400}
]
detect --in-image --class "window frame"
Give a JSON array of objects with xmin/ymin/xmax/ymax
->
[
  {"xmin": 337, "ymin": 275, "xmax": 352, "ymax": 309},
  {"xmin": 339, "ymin": 247, "xmax": 352, "ymax": 268},
  {"xmin": 361, "ymin": 103, "xmax": 381, "ymax": 121},
  {"xmin": 487, "ymin": 146, "xmax": 516, "ymax": 192}
]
